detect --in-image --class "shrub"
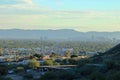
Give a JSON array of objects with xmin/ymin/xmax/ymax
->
[
  {"xmin": 40, "ymin": 71, "xmax": 58, "ymax": 80},
  {"xmin": 40, "ymin": 70, "xmax": 75, "ymax": 80},
  {"xmin": 43, "ymin": 59, "xmax": 53, "ymax": 66},
  {"xmin": 77, "ymin": 58, "xmax": 90, "ymax": 67},
  {"xmin": 106, "ymin": 70, "xmax": 120, "ymax": 80},
  {"xmin": 77, "ymin": 65, "xmax": 96, "ymax": 76},
  {"xmin": 0, "ymin": 77, "xmax": 13, "ymax": 80},
  {"xmin": 0, "ymin": 64, "xmax": 8, "ymax": 76},
  {"xmin": 89, "ymin": 71, "xmax": 105, "ymax": 80},
  {"xmin": 24, "ymin": 73, "xmax": 33, "ymax": 79}
]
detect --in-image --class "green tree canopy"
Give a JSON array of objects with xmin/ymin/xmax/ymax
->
[
  {"xmin": 49, "ymin": 52, "xmax": 58, "ymax": 58},
  {"xmin": 43, "ymin": 59, "xmax": 53, "ymax": 66},
  {"xmin": 64, "ymin": 51, "xmax": 71, "ymax": 57},
  {"xmin": 28, "ymin": 58, "xmax": 40, "ymax": 69}
]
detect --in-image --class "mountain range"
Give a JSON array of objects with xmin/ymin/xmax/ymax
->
[{"xmin": 0, "ymin": 29, "xmax": 120, "ymax": 41}]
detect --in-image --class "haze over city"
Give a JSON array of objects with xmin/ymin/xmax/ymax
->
[{"xmin": 0, "ymin": 0, "xmax": 120, "ymax": 32}]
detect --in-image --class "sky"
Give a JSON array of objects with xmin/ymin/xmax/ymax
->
[{"xmin": 0, "ymin": 0, "xmax": 120, "ymax": 32}]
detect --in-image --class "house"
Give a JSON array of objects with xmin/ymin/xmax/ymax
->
[
  {"xmin": 87, "ymin": 52, "xmax": 98, "ymax": 57},
  {"xmin": 42, "ymin": 55, "xmax": 50, "ymax": 60},
  {"xmin": 78, "ymin": 55, "xmax": 88, "ymax": 58},
  {"xmin": 0, "ymin": 56, "xmax": 5, "ymax": 62},
  {"xmin": 62, "ymin": 48, "xmax": 74, "ymax": 54}
]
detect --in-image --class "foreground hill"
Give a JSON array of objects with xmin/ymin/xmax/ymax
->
[{"xmin": 91, "ymin": 43, "xmax": 120, "ymax": 63}]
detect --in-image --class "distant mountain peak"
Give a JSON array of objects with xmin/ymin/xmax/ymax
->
[{"xmin": 0, "ymin": 29, "xmax": 120, "ymax": 40}]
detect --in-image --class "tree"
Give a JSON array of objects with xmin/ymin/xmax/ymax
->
[
  {"xmin": 33, "ymin": 53, "xmax": 45, "ymax": 59},
  {"xmin": 28, "ymin": 58, "xmax": 40, "ymax": 69},
  {"xmin": 70, "ymin": 54, "xmax": 78, "ymax": 64},
  {"xmin": 4, "ymin": 57, "xmax": 11, "ymax": 62},
  {"xmin": 34, "ymin": 53, "xmax": 41, "ymax": 58},
  {"xmin": 49, "ymin": 52, "xmax": 58, "ymax": 58},
  {"xmin": 39, "ymin": 54, "xmax": 45, "ymax": 59},
  {"xmin": 69, "ymin": 58, "xmax": 78, "ymax": 65},
  {"xmin": 71, "ymin": 54, "xmax": 78, "ymax": 58},
  {"xmin": 64, "ymin": 51, "xmax": 71, "ymax": 57},
  {"xmin": 43, "ymin": 59, "xmax": 53, "ymax": 66},
  {"xmin": 54, "ymin": 59, "xmax": 62, "ymax": 65},
  {"xmin": 63, "ymin": 51, "xmax": 71, "ymax": 64},
  {"xmin": 0, "ymin": 64, "xmax": 8, "ymax": 76}
]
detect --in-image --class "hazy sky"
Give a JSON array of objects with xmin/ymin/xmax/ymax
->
[{"xmin": 0, "ymin": 0, "xmax": 120, "ymax": 32}]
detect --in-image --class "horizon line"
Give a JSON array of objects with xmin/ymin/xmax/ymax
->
[{"xmin": 0, "ymin": 28, "xmax": 120, "ymax": 33}]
